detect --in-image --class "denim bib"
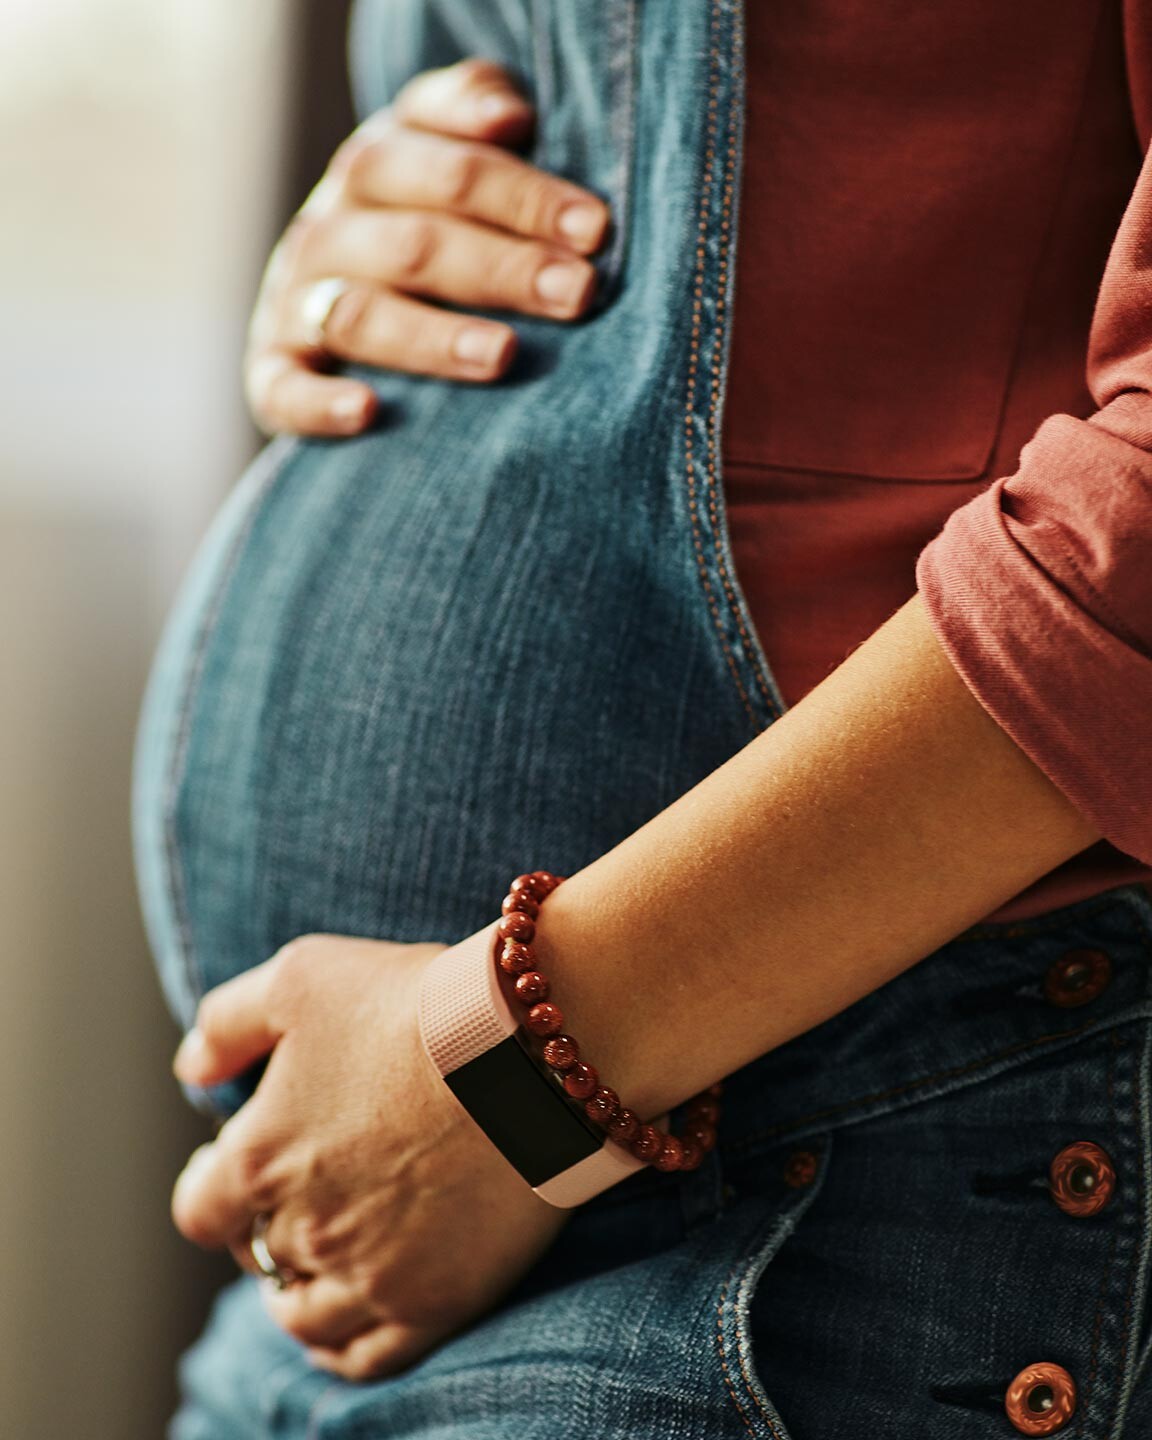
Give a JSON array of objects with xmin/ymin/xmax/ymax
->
[{"xmin": 133, "ymin": 0, "xmax": 781, "ymax": 1052}]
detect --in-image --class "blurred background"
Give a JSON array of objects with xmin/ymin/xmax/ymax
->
[{"xmin": 0, "ymin": 2, "xmax": 358, "ymax": 1433}]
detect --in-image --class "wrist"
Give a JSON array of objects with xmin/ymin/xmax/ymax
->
[
  {"xmin": 416, "ymin": 873, "xmax": 719, "ymax": 1206},
  {"xmin": 415, "ymin": 914, "xmax": 657, "ymax": 1206}
]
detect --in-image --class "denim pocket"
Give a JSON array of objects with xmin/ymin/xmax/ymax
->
[
  {"xmin": 712, "ymin": 1142, "xmax": 831, "ymax": 1440},
  {"xmin": 728, "ymin": 1023, "xmax": 1152, "ymax": 1438}
]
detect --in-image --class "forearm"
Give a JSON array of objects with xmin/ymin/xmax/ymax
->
[{"xmin": 533, "ymin": 592, "xmax": 1100, "ymax": 1120}]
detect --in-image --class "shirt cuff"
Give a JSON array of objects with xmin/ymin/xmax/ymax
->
[{"xmin": 915, "ymin": 412, "xmax": 1152, "ymax": 867}]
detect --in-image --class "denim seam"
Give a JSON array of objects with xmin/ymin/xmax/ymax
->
[
  {"xmin": 1113, "ymin": 1031, "xmax": 1142, "ymax": 1440},
  {"xmin": 161, "ymin": 434, "xmax": 300, "ymax": 1012},
  {"xmin": 703, "ymin": 1, "xmax": 780, "ymax": 724},
  {"xmin": 725, "ymin": 1003, "xmax": 1152, "ymax": 1156},
  {"xmin": 728, "ymin": 1231, "xmax": 792, "ymax": 1440},
  {"xmin": 682, "ymin": 0, "xmax": 756, "ymax": 725},
  {"xmin": 1083, "ymin": 1029, "xmax": 1123, "ymax": 1432},
  {"xmin": 596, "ymin": 0, "xmax": 639, "ymax": 299},
  {"xmin": 1124, "ymin": 1007, "xmax": 1152, "ymax": 1411},
  {"xmin": 715, "ymin": 1266, "xmax": 758, "ymax": 1438},
  {"xmin": 716, "ymin": 1251, "xmax": 775, "ymax": 1438},
  {"xmin": 715, "ymin": 1143, "xmax": 829, "ymax": 1438}
]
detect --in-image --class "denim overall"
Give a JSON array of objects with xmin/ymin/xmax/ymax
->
[{"xmin": 131, "ymin": 1, "xmax": 1152, "ymax": 1434}]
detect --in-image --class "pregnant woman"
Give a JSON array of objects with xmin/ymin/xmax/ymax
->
[{"xmin": 133, "ymin": 2, "xmax": 1152, "ymax": 1436}]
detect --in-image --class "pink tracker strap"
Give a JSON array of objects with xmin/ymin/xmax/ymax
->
[
  {"xmin": 417, "ymin": 920, "xmax": 517, "ymax": 1074},
  {"xmin": 416, "ymin": 920, "xmax": 659, "ymax": 1207}
]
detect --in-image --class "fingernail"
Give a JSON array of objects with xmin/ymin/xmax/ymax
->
[
  {"xmin": 557, "ymin": 201, "xmax": 607, "ymax": 251},
  {"xmin": 534, "ymin": 261, "xmax": 593, "ymax": 314},
  {"xmin": 452, "ymin": 325, "xmax": 510, "ymax": 371},
  {"xmin": 174, "ymin": 1027, "xmax": 206, "ymax": 1078},
  {"xmin": 475, "ymin": 92, "xmax": 528, "ymax": 122},
  {"xmin": 329, "ymin": 390, "xmax": 370, "ymax": 429}
]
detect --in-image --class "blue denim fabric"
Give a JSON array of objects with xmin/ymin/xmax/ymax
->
[
  {"xmin": 165, "ymin": 888, "xmax": 1152, "ymax": 1438},
  {"xmin": 131, "ymin": 0, "xmax": 1152, "ymax": 1433}
]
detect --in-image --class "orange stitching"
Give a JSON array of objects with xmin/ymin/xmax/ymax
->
[
  {"xmin": 704, "ymin": 8, "xmax": 776, "ymax": 719},
  {"xmin": 1083, "ymin": 1031, "xmax": 1122, "ymax": 1421},
  {"xmin": 732, "ymin": 1264, "xmax": 790, "ymax": 1439},
  {"xmin": 715, "ymin": 1265, "xmax": 759, "ymax": 1435},
  {"xmin": 1110, "ymin": 1032, "xmax": 1140, "ymax": 1428},
  {"xmin": 684, "ymin": 5, "xmax": 755, "ymax": 723}
]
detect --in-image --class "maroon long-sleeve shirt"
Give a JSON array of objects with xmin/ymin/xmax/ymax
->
[{"xmin": 722, "ymin": 0, "xmax": 1152, "ymax": 922}]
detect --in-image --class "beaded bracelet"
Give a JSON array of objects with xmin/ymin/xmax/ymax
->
[{"xmin": 494, "ymin": 870, "xmax": 722, "ymax": 1174}]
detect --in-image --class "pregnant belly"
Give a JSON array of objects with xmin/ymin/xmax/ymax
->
[{"xmin": 133, "ymin": 410, "xmax": 756, "ymax": 1061}]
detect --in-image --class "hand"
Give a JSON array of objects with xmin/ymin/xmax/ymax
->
[
  {"xmin": 170, "ymin": 932, "xmax": 570, "ymax": 1380},
  {"xmin": 245, "ymin": 58, "xmax": 611, "ymax": 437}
]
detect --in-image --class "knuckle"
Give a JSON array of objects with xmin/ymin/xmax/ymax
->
[
  {"xmin": 279, "ymin": 210, "xmax": 322, "ymax": 271},
  {"xmin": 321, "ymin": 287, "xmax": 372, "ymax": 351},
  {"xmin": 437, "ymin": 145, "xmax": 484, "ymax": 209},
  {"xmin": 296, "ymin": 1215, "xmax": 339, "ymax": 1266},
  {"xmin": 234, "ymin": 1138, "xmax": 278, "ymax": 1201},
  {"xmin": 268, "ymin": 936, "xmax": 316, "ymax": 1003},
  {"xmin": 492, "ymin": 241, "xmax": 538, "ymax": 301},
  {"xmin": 344, "ymin": 132, "xmax": 391, "ymax": 195},
  {"xmin": 390, "ymin": 216, "xmax": 439, "ymax": 281},
  {"xmin": 511, "ymin": 172, "xmax": 560, "ymax": 235}
]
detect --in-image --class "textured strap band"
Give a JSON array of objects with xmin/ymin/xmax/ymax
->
[{"xmin": 417, "ymin": 921, "xmax": 653, "ymax": 1207}]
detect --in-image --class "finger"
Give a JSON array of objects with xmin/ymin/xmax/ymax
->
[
  {"xmin": 307, "ymin": 1320, "xmax": 435, "ymax": 1382},
  {"xmin": 346, "ymin": 128, "xmax": 609, "ymax": 254},
  {"xmin": 262, "ymin": 1274, "xmax": 378, "ymax": 1349},
  {"xmin": 392, "ymin": 58, "xmax": 534, "ymax": 145},
  {"xmin": 283, "ymin": 284, "xmax": 516, "ymax": 382},
  {"xmin": 293, "ymin": 209, "xmax": 597, "ymax": 321},
  {"xmin": 175, "ymin": 950, "xmax": 296, "ymax": 1087},
  {"xmin": 171, "ymin": 1128, "xmax": 263, "ymax": 1250},
  {"xmin": 245, "ymin": 347, "xmax": 379, "ymax": 438}
]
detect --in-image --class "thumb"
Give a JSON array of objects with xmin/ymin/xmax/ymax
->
[
  {"xmin": 392, "ymin": 57, "xmax": 534, "ymax": 144},
  {"xmin": 175, "ymin": 957, "xmax": 287, "ymax": 1086}
]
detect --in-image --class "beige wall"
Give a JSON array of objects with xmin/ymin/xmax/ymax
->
[{"xmin": 0, "ymin": 3, "xmax": 304, "ymax": 1433}]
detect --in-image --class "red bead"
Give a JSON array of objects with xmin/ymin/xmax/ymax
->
[
  {"xmin": 499, "ymin": 942, "xmax": 534, "ymax": 976},
  {"xmin": 686, "ymin": 1123, "xmax": 716, "ymax": 1153},
  {"xmin": 653, "ymin": 1135, "xmax": 684, "ymax": 1172},
  {"xmin": 525, "ymin": 1002, "xmax": 564, "ymax": 1037},
  {"xmin": 584, "ymin": 1087, "xmax": 619, "ymax": 1126},
  {"xmin": 530, "ymin": 871, "xmax": 562, "ymax": 895},
  {"xmin": 513, "ymin": 971, "xmax": 550, "ymax": 1005},
  {"xmin": 542, "ymin": 1034, "xmax": 579, "ymax": 1071},
  {"xmin": 562, "ymin": 1062, "xmax": 599, "ymax": 1099},
  {"xmin": 678, "ymin": 1138, "xmax": 704, "ymax": 1171},
  {"xmin": 510, "ymin": 873, "xmax": 543, "ymax": 899},
  {"xmin": 686, "ymin": 1099, "xmax": 720, "ymax": 1126},
  {"xmin": 498, "ymin": 911, "xmax": 535, "ymax": 944},
  {"xmin": 630, "ymin": 1124, "xmax": 663, "ymax": 1162},
  {"xmin": 502, "ymin": 892, "xmax": 539, "ymax": 919},
  {"xmin": 606, "ymin": 1107, "xmax": 639, "ymax": 1143}
]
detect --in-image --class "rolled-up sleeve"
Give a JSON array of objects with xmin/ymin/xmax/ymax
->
[{"xmin": 915, "ymin": 140, "xmax": 1152, "ymax": 865}]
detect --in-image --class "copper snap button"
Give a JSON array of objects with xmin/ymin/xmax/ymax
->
[
  {"xmin": 783, "ymin": 1150, "xmax": 817, "ymax": 1188},
  {"xmin": 1049, "ymin": 1140, "xmax": 1116, "ymax": 1217},
  {"xmin": 1043, "ymin": 948, "xmax": 1111, "ymax": 1008},
  {"xmin": 1005, "ymin": 1362, "xmax": 1076, "ymax": 1435}
]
